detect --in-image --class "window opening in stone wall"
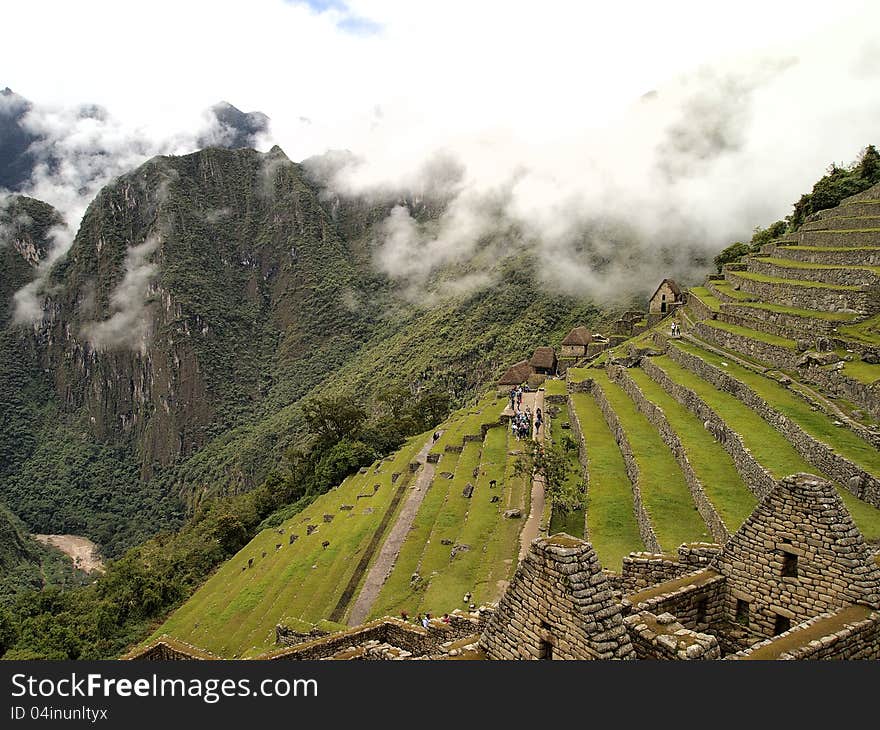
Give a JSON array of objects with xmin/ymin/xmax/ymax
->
[
  {"xmin": 774, "ymin": 614, "xmax": 791, "ymax": 635},
  {"xmin": 781, "ymin": 551, "xmax": 798, "ymax": 578},
  {"xmin": 538, "ymin": 621, "xmax": 554, "ymax": 660},
  {"xmin": 735, "ymin": 599, "xmax": 749, "ymax": 626}
]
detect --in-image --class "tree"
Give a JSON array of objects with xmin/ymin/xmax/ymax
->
[
  {"xmin": 858, "ymin": 144, "xmax": 879, "ymax": 180},
  {"xmin": 302, "ymin": 395, "xmax": 366, "ymax": 446},
  {"xmin": 713, "ymin": 242, "xmax": 750, "ymax": 273},
  {"xmin": 515, "ymin": 440, "xmax": 582, "ymax": 513}
]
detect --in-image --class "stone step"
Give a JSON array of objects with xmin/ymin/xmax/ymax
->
[
  {"xmin": 745, "ymin": 257, "xmax": 880, "ymax": 288},
  {"xmin": 770, "ymin": 245, "xmax": 880, "ymax": 267},
  {"xmin": 725, "ymin": 271, "xmax": 874, "ymax": 314},
  {"xmin": 798, "ymin": 228, "xmax": 880, "ymax": 248},
  {"xmin": 801, "ymin": 215, "xmax": 880, "ymax": 231}
]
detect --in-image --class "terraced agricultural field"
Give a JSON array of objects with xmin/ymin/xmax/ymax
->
[
  {"xmin": 546, "ymin": 402, "xmax": 585, "ymax": 539},
  {"xmin": 568, "ymin": 392, "xmax": 643, "ymax": 569},
  {"xmin": 590, "ymin": 370, "xmax": 711, "ymax": 550}
]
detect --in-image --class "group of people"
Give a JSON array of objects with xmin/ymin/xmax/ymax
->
[
  {"xmin": 400, "ymin": 611, "xmax": 451, "ymax": 628},
  {"xmin": 508, "ymin": 385, "xmax": 543, "ymax": 440},
  {"xmin": 670, "ymin": 320, "xmax": 682, "ymax": 337}
]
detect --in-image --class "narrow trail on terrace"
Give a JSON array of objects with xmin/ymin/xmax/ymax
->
[
  {"xmin": 347, "ymin": 432, "xmax": 439, "ymax": 626},
  {"xmin": 506, "ymin": 391, "xmax": 546, "ymax": 560}
]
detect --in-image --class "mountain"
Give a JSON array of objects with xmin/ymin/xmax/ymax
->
[
  {"xmin": 198, "ymin": 102, "xmax": 270, "ymax": 150},
  {"xmin": 0, "ymin": 145, "xmax": 612, "ymax": 561},
  {"xmin": 0, "ymin": 88, "xmax": 38, "ymax": 192}
]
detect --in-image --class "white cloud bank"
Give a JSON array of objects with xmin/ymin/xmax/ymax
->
[{"xmin": 2, "ymin": 0, "xmax": 880, "ymax": 314}]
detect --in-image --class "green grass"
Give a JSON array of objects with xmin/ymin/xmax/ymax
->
[
  {"xmin": 709, "ymin": 279, "xmax": 754, "ymax": 300},
  {"xmin": 672, "ymin": 340, "xmax": 879, "ymax": 477},
  {"xmin": 839, "ymin": 357, "xmax": 880, "ymax": 385},
  {"xmin": 590, "ymin": 371, "xmax": 711, "ymax": 550},
  {"xmin": 778, "ymin": 245, "xmax": 880, "ymax": 253},
  {"xmin": 688, "ymin": 287, "xmax": 721, "ymax": 312},
  {"xmin": 627, "ymin": 369, "xmax": 756, "ymax": 531},
  {"xmin": 652, "ymin": 351, "xmax": 880, "ymax": 541},
  {"xmin": 729, "ymin": 271, "xmax": 862, "ymax": 291},
  {"xmin": 429, "ymin": 392, "xmax": 502, "ymax": 456},
  {"xmin": 703, "ymin": 319, "xmax": 797, "ymax": 350},
  {"xmin": 838, "ymin": 313, "xmax": 880, "ymax": 347},
  {"xmin": 753, "ymin": 256, "xmax": 880, "ymax": 274},
  {"xmin": 569, "ymin": 393, "xmax": 644, "ymax": 570},
  {"xmin": 151, "ymin": 433, "xmax": 428, "ymax": 657},
  {"xmin": 732, "ymin": 301, "xmax": 860, "ymax": 322},
  {"xmin": 568, "ymin": 367, "xmax": 593, "ymax": 384},
  {"xmin": 546, "ymin": 404, "xmax": 586, "ymax": 539},
  {"xmin": 543, "ymin": 378, "xmax": 568, "ymax": 396}
]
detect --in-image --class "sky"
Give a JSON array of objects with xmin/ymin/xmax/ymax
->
[{"xmin": 3, "ymin": 0, "xmax": 880, "ymax": 313}]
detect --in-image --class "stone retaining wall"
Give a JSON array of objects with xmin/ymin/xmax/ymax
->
[
  {"xmin": 801, "ymin": 215, "xmax": 880, "ymax": 231},
  {"xmin": 747, "ymin": 258, "xmax": 880, "ymax": 287},
  {"xmin": 800, "ymin": 362, "xmax": 880, "ymax": 422},
  {"xmin": 663, "ymin": 345, "xmax": 880, "ymax": 507},
  {"xmin": 609, "ymin": 365, "xmax": 728, "ymax": 542},
  {"xmin": 799, "ymin": 229, "xmax": 880, "ymax": 247},
  {"xmin": 816, "ymin": 201, "xmax": 880, "ymax": 218},
  {"xmin": 728, "ymin": 609, "xmax": 880, "ymax": 660},
  {"xmin": 719, "ymin": 303, "xmax": 838, "ymax": 338},
  {"xmin": 640, "ymin": 356, "xmax": 776, "ymax": 499},
  {"xmin": 694, "ymin": 321, "xmax": 800, "ymax": 370},
  {"xmin": 725, "ymin": 272, "xmax": 873, "ymax": 312},
  {"xmin": 685, "ymin": 291, "xmax": 716, "ymax": 323},
  {"xmin": 767, "ymin": 243, "xmax": 880, "ymax": 266},
  {"xmin": 590, "ymin": 379, "xmax": 662, "ymax": 553},
  {"xmin": 566, "ymin": 393, "xmax": 592, "ymax": 544}
]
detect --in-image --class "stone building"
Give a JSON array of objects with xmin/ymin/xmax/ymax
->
[
  {"xmin": 497, "ymin": 359, "xmax": 533, "ymax": 393},
  {"xmin": 647, "ymin": 279, "xmax": 683, "ymax": 325},
  {"xmin": 125, "ymin": 473, "xmax": 880, "ymax": 661},
  {"xmin": 528, "ymin": 347, "xmax": 557, "ymax": 376},
  {"xmin": 560, "ymin": 326, "xmax": 593, "ymax": 358}
]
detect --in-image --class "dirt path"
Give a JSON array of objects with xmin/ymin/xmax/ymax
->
[
  {"xmin": 347, "ymin": 432, "xmax": 439, "ymax": 626},
  {"xmin": 516, "ymin": 390, "xmax": 546, "ymax": 559},
  {"xmin": 33, "ymin": 534, "xmax": 105, "ymax": 573}
]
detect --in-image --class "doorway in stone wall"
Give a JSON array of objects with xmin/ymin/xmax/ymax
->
[{"xmin": 538, "ymin": 622, "xmax": 554, "ymax": 660}]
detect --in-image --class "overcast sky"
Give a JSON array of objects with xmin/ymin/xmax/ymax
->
[{"xmin": 4, "ymin": 0, "xmax": 880, "ymax": 303}]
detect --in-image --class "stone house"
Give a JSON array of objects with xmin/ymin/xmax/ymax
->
[
  {"xmin": 560, "ymin": 326, "xmax": 593, "ymax": 358},
  {"xmin": 528, "ymin": 347, "xmax": 557, "ymax": 376},
  {"xmin": 648, "ymin": 279, "xmax": 682, "ymax": 315},
  {"xmin": 497, "ymin": 359, "xmax": 532, "ymax": 393}
]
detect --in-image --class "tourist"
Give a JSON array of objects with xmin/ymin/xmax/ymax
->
[
  {"xmin": 442, "ymin": 613, "xmax": 451, "ymax": 624},
  {"xmin": 421, "ymin": 614, "xmax": 430, "ymax": 628},
  {"xmin": 400, "ymin": 610, "xmax": 408, "ymax": 621}
]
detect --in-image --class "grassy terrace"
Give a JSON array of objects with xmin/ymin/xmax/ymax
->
[
  {"xmin": 731, "ymin": 301, "xmax": 860, "ymax": 323},
  {"xmin": 838, "ymin": 356, "xmax": 880, "ymax": 386},
  {"xmin": 709, "ymin": 279, "xmax": 754, "ymax": 300},
  {"xmin": 672, "ymin": 340, "xmax": 879, "ymax": 476},
  {"xmin": 838, "ymin": 313, "xmax": 880, "ymax": 347},
  {"xmin": 590, "ymin": 370, "xmax": 711, "ymax": 550},
  {"xmin": 547, "ymin": 403, "xmax": 586, "ymax": 539},
  {"xmin": 569, "ymin": 392, "xmax": 643, "ymax": 570},
  {"xmin": 153, "ymin": 432, "xmax": 429, "ymax": 657},
  {"xmin": 543, "ymin": 378, "xmax": 568, "ymax": 397},
  {"xmin": 688, "ymin": 286, "xmax": 721, "ymax": 312},
  {"xmin": 702, "ymin": 319, "xmax": 797, "ymax": 350},
  {"xmin": 429, "ymin": 392, "xmax": 501, "ymax": 456},
  {"xmin": 729, "ymin": 270, "xmax": 863, "ymax": 291},
  {"xmin": 753, "ymin": 256, "xmax": 880, "ymax": 274},
  {"xmin": 652, "ymin": 352, "xmax": 880, "ymax": 541},
  {"xmin": 778, "ymin": 245, "xmax": 880, "ymax": 253},
  {"xmin": 627, "ymin": 368, "xmax": 756, "ymax": 531},
  {"xmin": 372, "ymin": 423, "xmax": 528, "ymax": 619}
]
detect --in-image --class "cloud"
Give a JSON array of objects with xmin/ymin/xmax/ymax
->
[
  {"xmin": 1, "ymin": 0, "xmax": 878, "ymax": 309},
  {"xmin": 80, "ymin": 236, "xmax": 161, "ymax": 352}
]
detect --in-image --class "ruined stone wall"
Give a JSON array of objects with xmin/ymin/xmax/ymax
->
[
  {"xmin": 624, "ymin": 610, "xmax": 721, "ymax": 660},
  {"xmin": 620, "ymin": 553, "xmax": 692, "ymax": 592},
  {"xmin": 479, "ymin": 535, "xmax": 635, "ymax": 660},
  {"xmin": 728, "ymin": 609, "xmax": 880, "ymax": 660},
  {"xmin": 589, "ymin": 379, "xmax": 661, "ymax": 553},
  {"xmin": 640, "ymin": 356, "xmax": 775, "ymax": 499},
  {"xmin": 712, "ymin": 474, "xmax": 880, "ymax": 639},
  {"xmin": 799, "ymin": 363, "xmax": 880, "ymax": 421},
  {"xmin": 694, "ymin": 322, "xmax": 801, "ymax": 370},
  {"xmin": 624, "ymin": 571, "xmax": 727, "ymax": 629},
  {"xmin": 663, "ymin": 345, "xmax": 880, "ymax": 507},
  {"xmin": 610, "ymin": 366, "xmax": 728, "ymax": 542},
  {"xmin": 725, "ymin": 272, "xmax": 873, "ymax": 312}
]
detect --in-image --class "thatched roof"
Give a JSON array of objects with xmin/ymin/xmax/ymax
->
[
  {"xmin": 498, "ymin": 359, "xmax": 532, "ymax": 385},
  {"xmin": 649, "ymin": 278, "xmax": 682, "ymax": 301},
  {"xmin": 528, "ymin": 347, "xmax": 557, "ymax": 370},
  {"xmin": 562, "ymin": 326, "xmax": 592, "ymax": 346}
]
